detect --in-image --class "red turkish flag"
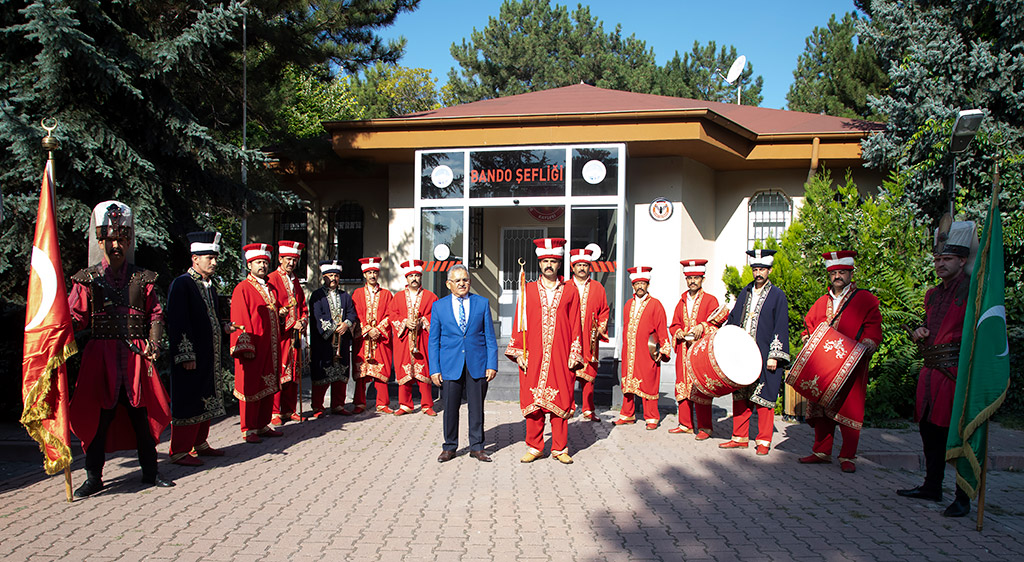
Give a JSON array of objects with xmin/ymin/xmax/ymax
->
[{"xmin": 20, "ymin": 159, "xmax": 77, "ymax": 475}]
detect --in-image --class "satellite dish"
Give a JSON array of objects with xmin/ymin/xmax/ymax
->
[{"xmin": 725, "ymin": 55, "xmax": 746, "ymax": 84}]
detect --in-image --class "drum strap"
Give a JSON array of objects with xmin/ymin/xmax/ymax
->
[{"xmin": 829, "ymin": 288, "xmax": 861, "ymax": 334}]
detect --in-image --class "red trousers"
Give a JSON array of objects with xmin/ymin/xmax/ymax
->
[
  {"xmin": 311, "ymin": 381, "xmax": 347, "ymax": 411},
  {"xmin": 811, "ymin": 418, "xmax": 860, "ymax": 460},
  {"xmin": 619, "ymin": 393, "xmax": 660, "ymax": 423},
  {"xmin": 525, "ymin": 410, "xmax": 568, "ymax": 454},
  {"xmin": 352, "ymin": 378, "xmax": 390, "ymax": 409},
  {"xmin": 577, "ymin": 377, "xmax": 596, "ymax": 414},
  {"xmin": 272, "ymin": 381, "xmax": 299, "ymax": 418},
  {"xmin": 169, "ymin": 420, "xmax": 211, "ymax": 461},
  {"xmin": 398, "ymin": 380, "xmax": 434, "ymax": 411},
  {"xmin": 731, "ymin": 400, "xmax": 774, "ymax": 446},
  {"xmin": 678, "ymin": 400, "xmax": 712, "ymax": 433},
  {"xmin": 240, "ymin": 397, "xmax": 273, "ymax": 436}
]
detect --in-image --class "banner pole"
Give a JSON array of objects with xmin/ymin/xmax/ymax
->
[
  {"xmin": 64, "ymin": 467, "xmax": 73, "ymax": 503},
  {"xmin": 976, "ymin": 423, "xmax": 989, "ymax": 531}
]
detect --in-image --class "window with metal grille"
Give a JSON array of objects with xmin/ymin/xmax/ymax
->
[{"xmin": 747, "ymin": 190, "xmax": 792, "ymax": 249}]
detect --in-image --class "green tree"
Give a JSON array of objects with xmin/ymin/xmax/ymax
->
[
  {"xmin": 860, "ymin": 0, "xmax": 1023, "ymax": 218},
  {"xmin": 351, "ymin": 63, "xmax": 442, "ymax": 118},
  {"xmin": 860, "ymin": 0, "xmax": 1024, "ymax": 422},
  {"xmin": 0, "ymin": 0, "xmax": 418, "ymax": 418},
  {"xmin": 786, "ymin": 12, "xmax": 888, "ymax": 119},
  {"xmin": 0, "ymin": 0, "xmax": 417, "ymax": 297},
  {"xmin": 723, "ymin": 170, "xmax": 932, "ymax": 423},
  {"xmin": 656, "ymin": 41, "xmax": 764, "ymax": 106},
  {"xmin": 445, "ymin": 0, "xmax": 658, "ymax": 104}
]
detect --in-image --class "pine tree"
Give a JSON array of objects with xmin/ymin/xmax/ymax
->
[
  {"xmin": 0, "ymin": 0, "xmax": 418, "ymax": 300},
  {"xmin": 656, "ymin": 41, "xmax": 764, "ymax": 106},
  {"xmin": 786, "ymin": 12, "xmax": 888, "ymax": 119},
  {"xmin": 860, "ymin": 0, "xmax": 1023, "ymax": 218},
  {"xmin": 859, "ymin": 0, "xmax": 1024, "ymax": 420},
  {"xmin": 445, "ymin": 0, "xmax": 658, "ymax": 103}
]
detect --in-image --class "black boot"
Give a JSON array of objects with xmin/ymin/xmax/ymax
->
[
  {"xmin": 141, "ymin": 472, "xmax": 175, "ymax": 488},
  {"xmin": 74, "ymin": 471, "xmax": 104, "ymax": 498},
  {"xmin": 942, "ymin": 487, "xmax": 971, "ymax": 517},
  {"xmin": 896, "ymin": 485, "xmax": 942, "ymax": 502}
]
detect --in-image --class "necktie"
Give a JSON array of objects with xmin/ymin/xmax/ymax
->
[{"xmin": 458, "ymin": 297, "xmax": 467, "ymax": 332}]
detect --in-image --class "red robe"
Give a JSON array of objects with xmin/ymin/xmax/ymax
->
[
  {"xmin": 669, "ymin": 289, "xmax": 724, "ymax": 404},
  {"xmin": 506, "ymin": 280, "xmax": 584, "ymax": 419},
  {"xmin": 230, "ymin": 275, "xmax": 281, "ymax": 402},
  {"xmin": 267, "ymin": 269, "xmax": 307, "ymax": 385},
  {"xmin": 353, "ymin": 285, "xmax": 393, "ymax": 382},
  {"xmin": 574, "ymin": 278, "xmax": 609, "ymax": 382},
  {"xmin": 916, "ymin": 272, "xmax": 968, "ymax": 427},
  {"xmin": 800, "ymin": 283, "xmax": 882, "ymax": 430},
  {"xmin": 68, "ymin": 263, "xmax": 171, "ymax": 453},
  {"xmin": 389, "ymin": 287, "xmax": 437, "ymax": 384},
  {"xmin": 620, "ymin": 295, "xmax": 671, "ymax": 400}
]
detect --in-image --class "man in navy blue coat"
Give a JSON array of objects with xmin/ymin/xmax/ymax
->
[
  {"xmin": 720, "ymin": 249, "xmax": 790, "ymax": 456},
  {"xmin": 428, "ymin": 264, "xmax": 498, "ymax": 463},
  {"xmin": 166, "ymin": 231, "xmax": 230, "ymax": 466}
]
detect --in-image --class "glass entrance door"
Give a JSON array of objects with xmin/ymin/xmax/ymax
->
[
  {"xmin": 498, "ymin": 227, "xmax": 547, "ymax": 337},
  {"xmin": 570, "ymin": 207, "xmax": 619, "ymax": 339}
]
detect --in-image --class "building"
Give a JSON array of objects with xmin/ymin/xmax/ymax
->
[{"xmin": 255, "ymin": 84, "xmax": 883, "ymax": 355}]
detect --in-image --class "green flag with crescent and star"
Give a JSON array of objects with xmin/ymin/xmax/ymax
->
[{"xmin": 945, "ymin": 193, "xmax": 1010, "ymax": 499}]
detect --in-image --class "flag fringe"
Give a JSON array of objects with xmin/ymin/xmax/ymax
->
[
  {"xmin": 945, "ymin": 381, "xmax": 1008, "ymax": 499},
  {"xmin": 20, "ymin": 340, "xmax": 77, "ymax": 476}
]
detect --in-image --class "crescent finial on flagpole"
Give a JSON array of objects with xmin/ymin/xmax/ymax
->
[{"xmin": 41, "ymin": 118, "xmax": 59, "ymax": 156}]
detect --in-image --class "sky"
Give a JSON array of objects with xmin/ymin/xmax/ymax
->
[{"xmin": 378, "ymin": 0, "xmax": 863, "ymax": 110}]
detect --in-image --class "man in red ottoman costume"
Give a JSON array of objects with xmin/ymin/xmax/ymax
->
[
  {"xmin": 390, "ymin": 259, "xmax": 438, "ymax": 416},
  {"xmin": 506, "ymin": 238, "xmax": 583, "ymax": 464},
  {"xmin": 669, "ymin": 258, "xmax": 727, "ymax": 439},
  {"xmin": 230, "ymin": 243, "xmax": 283, "ymax": 443},
  {"xmin": 614, "ymin": 266, "xmax": 671, "ymax": 431},
  {"xmin": 797, "ymin": 250, "xmax": 881, "ymax": 473},
  {"xmin": 567, "ymin": 244, "xmax": 609, "ymax": 422}
]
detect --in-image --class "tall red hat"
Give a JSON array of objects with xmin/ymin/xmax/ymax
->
[
  {"xmin": 359, "ymin": 257, "xmax": 382, "ymax": 272},
  {"xmin": 533, "ymin": 238, "xmax": 567, "ymax": 260},
  {"xmin": 627, "ymin": 266, "xmax": 652, "ymax": 283},
  {"xmin": 569, "ymin": 243, "xmax": 602, "ymax": 264},
  {"xmin": 679, "ymin": 259, "xmax": 708, "ymax": 276},
  {"xmin": 243, "ymin": 243, "xmax": 273, "ymax": 263},
  {"xmin": 278, "ymin": 240, "xmax": 305, "ymax": 257},
  {"xmin": 822, "ymin": 250, "xmax": 857, "ymax": 271},
  {"xmin": 400, "ymin": 259, "xmax": 424, "ymax": 276}
]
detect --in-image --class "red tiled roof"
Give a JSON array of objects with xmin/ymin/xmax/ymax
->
[{"xmin": 401, "ymin": 84, "xmax": 883, "ymax": 137}]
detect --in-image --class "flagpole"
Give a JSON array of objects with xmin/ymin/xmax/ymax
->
[
  {"xmin": 973, "ymin": 157, "xmax": 1004, "ymax": 532},
  {"xmin": 976, "ymin": 423, "xmax": 989, "ymax": 531},
  {"xmin": 41, "ymin": 120, "xmax": 74, "ymax": 504}
]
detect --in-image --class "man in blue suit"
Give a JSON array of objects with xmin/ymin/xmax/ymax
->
[{"xmin": 428, "ymin": 264, "xmax": 498, "ymax": 462}]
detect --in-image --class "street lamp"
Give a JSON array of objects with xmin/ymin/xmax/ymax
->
[{"xmin": 947, "ymin": 108, "xmax": 984, "ymax": 214}]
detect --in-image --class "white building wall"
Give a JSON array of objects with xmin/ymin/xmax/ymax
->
[
  {"xmin": 385, "ymin": 163, "xmax": 416, "ymax": 292},
  {"xmin": 714, "ymin": 169, "xmax": 810, "ymax": 302}
]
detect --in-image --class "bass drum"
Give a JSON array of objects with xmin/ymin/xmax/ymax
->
[
  {"xmin": 785, "ymin": 323, "xmax": 867, "ymax": 410},
  {"xmin": 686, "ymin": 325, "xmax": 761, "ymax": 397}
]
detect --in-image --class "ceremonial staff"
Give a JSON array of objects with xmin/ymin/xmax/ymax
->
[{"xmin": 514, "ymin": 258, "xmax": 529, "ymax": 368}]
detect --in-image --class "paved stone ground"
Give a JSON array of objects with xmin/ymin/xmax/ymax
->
[{"xmin": 2, "ymin": 397, "xmax": 1024, "ymax": 561}]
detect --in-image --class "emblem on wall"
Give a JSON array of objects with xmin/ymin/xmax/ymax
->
[
  {"xmin": 581, "ymin": 159, "xmax": 607, "ymax": 184},
  {"xmin": 528, "ymin": 207, "xmax": 564, "ymax": 222},
  {"xmin": 649, "ymin": 198, "xmax": 673, "ymax": 221},
  {"xmin": 431, "ymin": 165, "xmax": 454, "ymax": 188}
]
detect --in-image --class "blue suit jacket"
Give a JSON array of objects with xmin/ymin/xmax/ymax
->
[{"xmin": 428, "ymin": 293, "xmax": 498, "ymax": 380}]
